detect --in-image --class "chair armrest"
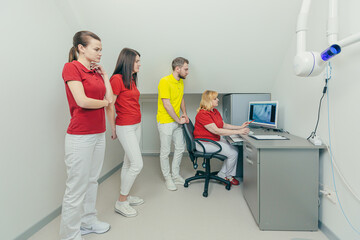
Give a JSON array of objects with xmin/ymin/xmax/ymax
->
[{"xmin": 194, "ymin": 138, "xmax": 223, "ymax": 158}]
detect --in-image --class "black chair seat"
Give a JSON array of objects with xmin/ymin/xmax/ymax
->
[{"xmin": 182, "ymin": 119, "xmax": 231, "ymax": 197}]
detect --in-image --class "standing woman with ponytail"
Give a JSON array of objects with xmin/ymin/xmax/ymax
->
[
  {"xmin": 106, "ymin": 48, "xmax": 144, "ymax": 217},
  {"xmin": 60, "ymin": 31, "xmax": 113, "ymax": 240}
]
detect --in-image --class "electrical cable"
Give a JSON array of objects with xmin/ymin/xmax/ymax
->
[
  {"xmin": 324, "ymin": 145, "xmax": 360, "ymax": 203},
  {"xmin": 325, "ymin": 62, "xmax": 360, "ymax": 235},
  {"xmin": 307, "ymin": 76, "xmax": 330, "ymax": 140}
]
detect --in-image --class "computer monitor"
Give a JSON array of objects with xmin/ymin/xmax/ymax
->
[{"xmin": 248, "ymin": 101, "xmax": 278, "ymax": 129}]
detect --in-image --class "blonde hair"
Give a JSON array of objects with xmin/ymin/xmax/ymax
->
[{"xmin": 197, "ymin": 90, "xmax": 218, "ymax": 112}]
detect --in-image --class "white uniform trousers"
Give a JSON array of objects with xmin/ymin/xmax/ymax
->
[
  {"xmin": 60, "ymin": 133, "xmax": 105, "ymax": 240},
  {"xmin": 116, "ymin": 123, "xmax": 143, "ymax": 196},
  {"xmin": 157, "ymin": 121, "xmax": 185, "ymax": 178},
  {"xmin": 195, "ymin": 137, "xmax": 238, "ymax": 178}
]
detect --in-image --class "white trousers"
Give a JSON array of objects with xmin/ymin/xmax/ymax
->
[
  {"xmin": 195, "ymin": 137, "xmax": 238, "ymax": 178},
  {"xmin": 157, "ymin": 122, "xmax": 185, "ymax": 178},
  {"xmin": 60, "ymin": 133, "xmax": 105, "ymax": 240},
  {"xmin": 116, "ymin": 123, "xmax": 143, "ymax": 196}
]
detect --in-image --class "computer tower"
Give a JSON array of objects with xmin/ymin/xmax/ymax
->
[
  {"xmin": 222, "ymin": 93, "xmax": 270, "ymax": 178},
  {"xmin": 222, "ymin": 93, "xmax": 271, "ymax": 125}
]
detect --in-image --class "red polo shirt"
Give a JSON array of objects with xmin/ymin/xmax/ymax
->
[
  {"xmin": 194, "ymin": 109, "xmax": 224, "ymax": 141},
  {"xmin": 110, "ymin": 74, "xmax": 141, "ymax": 126},
  {"xmin": 62, "ymin": 61, "xmax": 106, "ymax": 134}
]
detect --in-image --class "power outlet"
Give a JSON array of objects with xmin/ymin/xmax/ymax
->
[{"xmin": 320, "ymin": 186, "xmax": 337, "ymax": 204}]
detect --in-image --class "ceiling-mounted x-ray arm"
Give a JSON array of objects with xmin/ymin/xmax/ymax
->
[{"xmin": 294, "ymin": 0, "xmax": 360, "ymax": 77}]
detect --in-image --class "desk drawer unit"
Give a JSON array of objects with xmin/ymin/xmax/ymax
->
[
  {"xmin": 242, "ymin": 138, "xmax": 319, "ymax": 231},
  {"xmin": 243, "ymin": 142, "xmax": 259, "ymax": 224}
]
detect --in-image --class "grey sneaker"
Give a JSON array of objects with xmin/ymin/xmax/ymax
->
[
  {"xmin": 172, "ymin": 175, "xmax": 185, "ymax": 185},
  {"xmin": 80, "ymin": 220, "xmax": 110, "ymax": 235},
  {"xmin": 115, "ymin": 200, "xmax": 137, "ymax": 217},
  {"xmin": 165, "ymin": 177, "xmax": 177, "ymax": 191},
  {"xmin": 128, "ymin": 196, "xmax": 144, "ymax": 206}
]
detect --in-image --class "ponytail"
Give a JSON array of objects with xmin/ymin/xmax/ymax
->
[
  {"xmin": 68, "ymin": 31, "xmax": 101, "ymax": 63},
  {"xmin": 68, "ymin": 46, "xmax": 77, "ymax": 62}
]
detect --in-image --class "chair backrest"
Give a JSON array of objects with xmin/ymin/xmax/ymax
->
[{"xmin": 182, "ymin": 119, "xmax": 197, "ymax": 161}]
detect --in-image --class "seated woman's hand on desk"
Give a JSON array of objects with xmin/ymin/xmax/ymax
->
[{"xmin": 204, "ymin": 123, "xmax": 249, "ymax": 136}]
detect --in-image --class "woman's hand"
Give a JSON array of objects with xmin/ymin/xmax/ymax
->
[
  {"xmin": 90, "ymin": 63, "xmax": 107, "ymax": 76},
  {"xmin": 237, "ymin": 128, "xmax": 250, "ymax": 135},
  {"xmin": 241, "ymin": 122, "xmax": 250, "ymax": 128},
  {"xmin": 111, "ymin": 128, "xmax": 117, "ymax": 140}
]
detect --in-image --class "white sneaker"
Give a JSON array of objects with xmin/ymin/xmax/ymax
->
[
  {"xmin": 80, "ymin": 220, "xmax": 110, "ymax": 235},
  {"xmin": 172, "ymin": 175, "xmax": 185, "ymax": 185},
  {"xmin": 165, "ymin": 177, "xmax": 177, "ymax": 191},
  {"xmin": 115, "ymin": 200, "xmax": 137, "ymax": 217},
  {"xmin": 127, "ymin": 196, "xmax": 144, "ymax": 206}
]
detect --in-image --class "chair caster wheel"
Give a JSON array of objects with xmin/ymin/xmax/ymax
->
[
  {"xmin": 184, "ymin": 182, "xmax": 189, "ymax": 188},
  {"xmin": 203, "ymin": 192, "xmax": 208, "ymax": 197},
  {"xmin": 226, "ymin": 184, "xmax": 231, "ymax": 190}
]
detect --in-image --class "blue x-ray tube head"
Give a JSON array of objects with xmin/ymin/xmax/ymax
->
[{"xmin": 321, "ymin": 44, "xmax": 341, "ymax": 61}]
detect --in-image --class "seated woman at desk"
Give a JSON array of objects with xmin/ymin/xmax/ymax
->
[{"xmin": 193, "ymin": 90, "xmax": 250, "ymax": 185}]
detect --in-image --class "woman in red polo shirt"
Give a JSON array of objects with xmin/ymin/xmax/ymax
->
[
  {"xmin": 60, "ymin": 31, "xmax": 113, "ymax": 240},
  {"xmin": 106, "ymin": 48, "xmax": 143, "ymax": 218},
  {"xmin": 193, "ymin": 90, "xmax": 250, "ymax": 185}
]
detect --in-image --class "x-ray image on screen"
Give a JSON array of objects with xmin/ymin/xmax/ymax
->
[
  {"xmin": 253, "ymin": 105, "xmax": 272, "ymax": 123},
  {"xmin": 248, "ymin": 101, "xmax": 278, "ymax": 128}
]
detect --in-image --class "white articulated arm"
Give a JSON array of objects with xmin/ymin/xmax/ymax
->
[
  {"xmin": 327, "ymin": 0, "xmax": 339, "ymax": 45},
  {"xmin": 337, "ymin": 32, "xmax": 360, "ymax": 48},
  {"xmin": 294, "ymin": 0, "xmax": 360, "ymax": 77},
  {"xmin": 294, "ymin": 0, "xmax": 341, "ymax": 77},
  {"xmin": 296, "ymin": 0, "xmax": 311, "ymax": 54}
]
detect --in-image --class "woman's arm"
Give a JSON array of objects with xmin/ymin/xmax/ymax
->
[
  {"xmin": 105, "ymin": 95, "xmax": 118, "ymax": 140},
  {"xmin": 102, "ymin": 73, "xmax": 113, "ymax": 103},
  {"xmin": 204, "ymin": 123, "xmax": 249, "ymax": 136},
  {"xmin": 223, "ymin": 122, "xmax": 250, "ymax": 130},
  {"xmin": 92, "ymin": 64, "xmax": 113, "ymax": 104},
  {"xmin": 67, "ymin": 81, "xmax": 109, "ymax": 109}
]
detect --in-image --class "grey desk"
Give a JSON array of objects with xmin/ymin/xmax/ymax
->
[{"xmin": 240, "ymin": 129, "xmax": 325, "ymax": 231}]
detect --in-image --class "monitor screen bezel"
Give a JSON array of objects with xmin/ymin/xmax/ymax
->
[{"xmin": 248, "ymin": 100, "xmax": 279, "ymax": 129}]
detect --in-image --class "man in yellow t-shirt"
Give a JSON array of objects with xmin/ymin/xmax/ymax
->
[{"xmin": 157, "ymin": 57, "xmax": 189, "ymax": 191}]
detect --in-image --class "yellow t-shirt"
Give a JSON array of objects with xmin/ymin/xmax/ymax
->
[{"xmin": 156, "ymin": 74, "xmax": 184, "ymax": 124}]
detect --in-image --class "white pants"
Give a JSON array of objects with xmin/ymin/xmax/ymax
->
[
  {"xmin": 157, "ymin": 122, "xmax": 185, "ymax": 178},
  {"xmin": 116, "ymin": 123, "xmax": 143, "ymax": 196},
  {"xmin": 60, "ymin": 133, "xmax": 105, "ymax": 240},
  {"xmin": 195, "ymin": 137, "xmax": 238, "ymax": 178}
]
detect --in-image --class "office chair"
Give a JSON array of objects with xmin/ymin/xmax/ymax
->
[{"xmin": 182, "ymin": 119, "xmax": 231, "ymax": 197}]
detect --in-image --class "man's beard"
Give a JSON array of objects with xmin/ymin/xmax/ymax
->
[{"xmin": 179, "ymin": 74, "xmax": 187, "ymax": 79}]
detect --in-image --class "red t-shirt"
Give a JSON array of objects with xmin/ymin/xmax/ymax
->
[
  {"xmin": 194, "ymin": 109, "xmax": 224, "ymax": 141},
  {"xmin": 62, "ymin": 61, "xmax": 106, "ymax": 135},
  {"xmin": 110, "ymin": 74, "xmax": 141, "ymax": 126}
]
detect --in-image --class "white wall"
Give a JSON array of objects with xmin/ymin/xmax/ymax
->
[
  {"xmin": 67, "ymin": 0, "xmax": 301, "ymax": 94},
  {"xmin": 0, "ymin": 1, "xmax": 123, "ymax": 239},
  {"xmin": 272, "ymin": 0, "xmax": 360, "ymax": 239}
]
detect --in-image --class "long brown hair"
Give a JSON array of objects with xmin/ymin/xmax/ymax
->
[
  {"xmin": 68, "ymin": 31, "xmax": 101, "ymax": 62},
  {"xmin": 112, "ymin": 48, "xmax": 140, "ymax": 89},
  {"xmin": 197, "ymin": 90, "xmax": 218, "ymax": 112}
]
